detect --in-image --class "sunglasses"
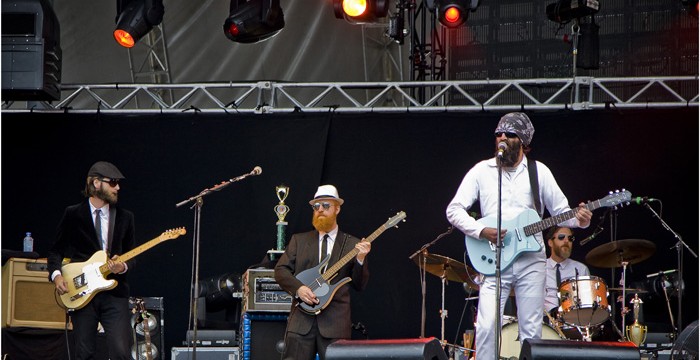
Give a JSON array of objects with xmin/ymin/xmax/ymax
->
[
  {"xmin": 554, "ymin": 234, "xmax": 575, "ymax": 242},
  {"xmin": 98, "ymin": 178, "xmax": 120, "ymax": 187},
  {"xmin": 311, "ymin": 202, "xmax": 334, "ymax": 211},
  {"xmin": 495, "ymin": 132, "xmax": 519, "ymax": 139}
]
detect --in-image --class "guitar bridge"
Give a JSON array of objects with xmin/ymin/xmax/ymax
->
[{"xmin": 73, "ymin": 273, "xmax": 87, "ymax": 288}]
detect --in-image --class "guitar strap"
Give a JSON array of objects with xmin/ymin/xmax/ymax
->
[
  {"xmin": 527, "ymin": 158, "xmax": 542, "ymax": 217},
  {"xmin": 107, "ymin": 207, "xmax": 116, "ymax": 256}
]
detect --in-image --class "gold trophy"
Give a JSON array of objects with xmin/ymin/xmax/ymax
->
[
  {"xmin": 626, "ymin": 293, "xmax": 647, "ymax": 347},
  {"xmin": 272, "ymin": 185, "xmax": 290, "ymax": 254}
]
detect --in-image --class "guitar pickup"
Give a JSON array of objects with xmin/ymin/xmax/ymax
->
[{"xmin": 73, "ymin": 274, "xmax": 87, "ymax": 288}]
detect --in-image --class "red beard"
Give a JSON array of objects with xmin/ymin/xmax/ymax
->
[{"xmin": 312, "ymin": 211, "xmax": 337, "ymax": 233}]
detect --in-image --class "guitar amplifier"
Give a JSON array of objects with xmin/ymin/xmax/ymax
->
[
  {"xmin": 1, "ymin": 257, "xmax": 71, "ymax": 330},
  {"xmin": 172, "ymin": 346, "xmax": 240, "ymax": 360},
  {"xmin": 241, "ymin": 269, "xmax": 292, "ymax": 312}
]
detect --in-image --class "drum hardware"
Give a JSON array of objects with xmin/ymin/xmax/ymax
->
[{"xmin": 625, "ymin": 294, "xmax": 647, "ymax": 347}]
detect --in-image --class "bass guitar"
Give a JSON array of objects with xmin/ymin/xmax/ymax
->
[
  {"xmin": 296, "ymin": 211, "xmax": 406, "ymax": 315},
  {"xmin": 465, "ymin": 190, "xmax": 631, "ymax": 275},
  {"xmin": 59, "ymin": 227, "xmax": 186, "ymax": 310}
]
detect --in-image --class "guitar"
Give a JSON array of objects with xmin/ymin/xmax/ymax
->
[
  {"xmin": 132, "ymin": 298, "xmax": 157, "ymax": 360},
  {"xmin": 59, "ymin": 227, "xmax": 186, "ymax": 310},
  {"xmin": 465, "ymin": 190, "xmax": 631, "ymax": 275},
  {"xmin": 296, "ymin": 211, "xmax": 406, "ymax": 315}
]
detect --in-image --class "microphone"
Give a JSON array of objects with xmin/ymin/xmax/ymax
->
[
  {"xmin": 250, "ymin": 166, "xmax": 263, "ymax": 176},
  {"xmin": 579, "ymin": 229, "xmax": 602, "ymax": 245},
  {"xmin": 497, "ymin": 141, "xmax": 507, "ymax": 157},
  {"xmin": 632, "ymin": 196, "xmax": 657, "ymax": 204}
]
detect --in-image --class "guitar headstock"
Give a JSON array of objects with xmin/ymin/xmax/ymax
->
[
  {"xmin": 602, "ymin": 189, "xmax": 632, "ymax": 208},
  {"xmin": 160, "ymin": 227, "xmax": 187, "ymax": 240},
  {"xmin": 385, "ymin": 211, "xmax": 407, "ymax": 228}
]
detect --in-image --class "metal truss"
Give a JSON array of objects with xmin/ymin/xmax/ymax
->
[{"xmin": 2, "ymin": 76, "xmax": 697, "ymax": 113}]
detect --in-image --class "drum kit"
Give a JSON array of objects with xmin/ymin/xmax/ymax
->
[{"xmin": 412, "ymin": 238, "xmax": 658, "ymax": 358}]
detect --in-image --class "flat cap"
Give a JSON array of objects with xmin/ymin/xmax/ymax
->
[{"xmin": 87, "ymin": 161, "xmax": 125, "ymax": 179}]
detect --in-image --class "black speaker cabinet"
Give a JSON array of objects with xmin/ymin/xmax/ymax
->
[
  {"xmin": 519, "ymin": 339, "xmax": 641, "ymax": 360},
  {"xmin": 326, "ymin": 337, "xmax": 448, "ymax": 360},
  {"xmin": 241, "ymin": 312, "xmax": 288, "ymax": 360},
  {"xmin": 128, "ymin": 297, "xmax": 164, "ymax": 360}
]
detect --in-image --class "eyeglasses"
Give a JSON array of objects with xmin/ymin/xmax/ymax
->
[
  {"xmin": 495, "ymin": 132, "xmax": 518, "ymax": 139},
  {"xmin": 311, "ymin": 202, "xmax": 333, "ymax": 211},
  {"xmin": 554, "ymin": 234, "xmax": 575, "ymax": 242},
  {"xmin": 98, "ymin": 178, "xmax": 120, "ymax": 187}
]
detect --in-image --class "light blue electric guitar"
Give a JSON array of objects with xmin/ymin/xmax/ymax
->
[{"xmin": 465, "ymin": 190, "xmax": 631, "ymax": 275}]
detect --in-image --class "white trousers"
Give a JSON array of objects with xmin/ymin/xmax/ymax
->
[{"xmin": 474, "ymin": 250, "xmax": 546, "ymax": 360}]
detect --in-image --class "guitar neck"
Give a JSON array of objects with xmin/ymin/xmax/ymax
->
[
  {"xmin": 322, "ymin": 225, "xmax": 387, "ymax": 281},
  {"xmin": 98, "ymin": 237, "xmax": 166, "ymax": 275},
  {"xmin": 524, "ymin": 200, "xmax": 603, "ymax": 236}
]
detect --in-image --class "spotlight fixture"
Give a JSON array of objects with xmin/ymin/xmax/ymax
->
[
  {"xmin": 113, "ymin": 0, "xmax": 164, "ymax": 48},
  {"xmin": 333, "ymin": 0, "xmax": 389, "ymax": 24},
  {"xmin": 223, "ymin": 0, "xmax": 285, "ymax": 44},
  {"xmin": 435, "ymin": 0, "xmax": 479, "ymax": 28},
  {"xmin": 546, "ymin": 0, "xmax": 599, "ymax": 23}
]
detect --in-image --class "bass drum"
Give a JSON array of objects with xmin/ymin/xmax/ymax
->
[{"xmin": 500, "ymin": 321, "xmax": 563, "ymax": 359}]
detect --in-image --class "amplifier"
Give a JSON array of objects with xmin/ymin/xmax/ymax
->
[
  {"xmin": 1, "ymin": 257, "xmax": 71, "ymax": 329},
  {"xmin": 242, "ymin": 269, "xmax": 292, "ymax": 312},
  {"xmin": 172, "ymin": 346, "xmax": 239, "ymax": 360},
  {"xmin": 185, "ymin": 329, "xmax": 238, "ymax": 347}
]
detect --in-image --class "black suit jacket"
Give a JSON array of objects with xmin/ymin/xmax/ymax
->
[
  {"xmin": 47, "ymin": 200, "xmax": 136, "ymax": 298},
  {"xmin": 274, "ymin": 230, "xmax": 369, "ymax": 339}
]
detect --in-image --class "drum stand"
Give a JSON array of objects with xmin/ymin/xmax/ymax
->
[
  {"xmin": 618, "ymin": 260, "xmax": 629, "ymax": 340},
  {"xmin": 439, "ymin": 274, "xmax": 448, "ymax": 345}
]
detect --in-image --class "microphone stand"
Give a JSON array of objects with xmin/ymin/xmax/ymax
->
[
  {"xmin": 494, "ymin": 154, "xmax": 504, "ymax": 360},
  {"xmin": 642, "ymin": 201, "xmax": 697, "ymax": 335},
  {"xmin": 175, "ymin": 169, "xmax": 261, "ymax": 359},
  {"xmin": 409, "ymin": 226, "xmax": 454, "ymax": 339}
]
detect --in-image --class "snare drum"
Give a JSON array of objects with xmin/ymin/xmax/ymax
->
[
  {"xmin": 500, "ymin": 321, "xmax": 562, "ymax": 359},
  {"xmin": 558, "ymin": 275, "xmax": 610, "ymax": 326}
]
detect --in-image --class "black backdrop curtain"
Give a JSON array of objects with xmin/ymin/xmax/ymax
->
[{"xmin": 2, "ymin": 108, "xmax": 698, "ymax": 355}]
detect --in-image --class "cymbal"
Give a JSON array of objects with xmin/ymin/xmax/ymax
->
[
  {"xmin": 412, "ymin": 252, "xmax": 480, "ymax": 290},
  {"xmin": 609, "ymin": 287, "xmax": 648, "ymax": 294},
  {"xmin": 585, "ymin": 239, "xmax": 656, "ymax": 268}
]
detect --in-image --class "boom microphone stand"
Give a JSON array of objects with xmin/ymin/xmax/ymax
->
[
  {"xmin": 641, "ymin": 200, "xmax": 697, "ymax": 335},
  {"xmin": 494, "ymin": 149, "xmax": 505, "ymax": 360},
  {"xmin": 175, "ymin": 166, "xmax": 262, "ymax": 359}
]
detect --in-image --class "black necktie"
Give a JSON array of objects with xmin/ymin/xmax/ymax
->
[
  {"xmin": 95, "ymin": 209, "xmax": 103, "ymax": 250},
  {"xmin": 321, "ymin": 234, "xmax": 329, "ymax": 262},
  {"xmin": 555, "ymin": 263, "xmax": 562, "ymax": 305}
]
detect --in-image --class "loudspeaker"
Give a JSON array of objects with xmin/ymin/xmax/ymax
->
[
  {"xmin": 519, "ymin": 339, "xmax": 641, "ymax": 360},
  {"xmin": 129, "ymin": 297, "xmax": 164, "ymax": 360},
  {"xmin": 325, "ymin": 337, "xmax": 448, "ymax": 360},
  {"xmin": 241, "ymin": 312, "xmax": 288, "ymax": 360},
  {"xmin": 1, "ymin": 0, "xmax": 62, "ymax": 101},
  {"xmin": 1, "ymin": 258, "xmax": 70, "ymax": 330}
]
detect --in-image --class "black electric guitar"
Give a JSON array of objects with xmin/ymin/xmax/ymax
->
[
  {"xmin": 59, "ymin": 227, "xmax": 186, "ymax": 309},
  {"xmin": 296, "ymin": 211, "xmax": 406, "ymax": 315}
]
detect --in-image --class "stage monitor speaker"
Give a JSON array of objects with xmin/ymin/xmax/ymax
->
[
  {"xmin": 519, "ymin": 339, "xmax": 641, "ymax": 360},
  {"xmin": 129, "ymin": 297, "xmax": 164, "ymax": 360},
  {"xmin": 241, "ymin": 312, "xmax": 287, "ymax": 360},
  {"xmin": 1, "ymin": 257, "xmax": 71, "ymax": 330},
  {"xmin": 326, "ymin": 337, "xmax": 448, "ymax": 360}
]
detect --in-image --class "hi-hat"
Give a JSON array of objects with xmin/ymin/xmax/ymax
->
[
  {"xmin": 585, "ymin": 239, "xmax": 656, "ymax": 268},
  {"xmin": 412, "ymin": 251, "xmax": 480, "ymax": 290}
]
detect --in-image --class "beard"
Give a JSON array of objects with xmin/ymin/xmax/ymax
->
[
  {"xmin": 312, "ymin": 211, "xmax": 337, "ymax": 233},
  {"xmin": 95, "ymin": 186, "xmax": 118, "ymax": 205},
  {"xmin": 554, "ymin": 245, "xmax": 572, "ymax": 259},
  {"xmin": 495, "ymin": 139, "xmax": 522, "ymax": 167}
]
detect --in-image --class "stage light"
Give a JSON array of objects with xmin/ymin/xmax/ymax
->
[
  {"xmin": 546, "ymin": 0, "xmax": 599, "ymax": 23},
  {"xmin": 113, "ymin": 0, "xmax": 164, "ymax": 48},
  {"xmin": 223, "ymin": 0, "xmax": 285, "ymax": 44},
  {"xmin": 333, "ymin": 0, "xmax": 389, "ymax": 24},
  {"xmin": 435, "ymin": 0, "xmax": 479, "ymax": 28}
]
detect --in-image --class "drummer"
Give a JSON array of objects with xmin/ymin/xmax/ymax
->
[{"xmin": 544, "ymin": 226, "xmax": 590, "ymax": 314}]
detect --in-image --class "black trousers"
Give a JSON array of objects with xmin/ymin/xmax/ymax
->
[{"xmin": 71, "ymin": 292, "xmax": 132, "ymax": 360}]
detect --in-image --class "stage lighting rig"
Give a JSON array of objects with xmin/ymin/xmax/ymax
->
[
  {"xmin": 435, "ymin": 0, "xmax": 479, "ymax": 28},
  {"xmin": 546, "ymin": 0, "xmax": 599, "ymax": 23},
  {"xmin": 333, "ymin": 0, "xmax": 389, "ymax": 24},
  {"xmin": 223, "ymin": 0, "xmax": 285, "ymax": 43},
  {"xmin": 113, "ymin": 0, "xmax": 164, "ymax": 48}
]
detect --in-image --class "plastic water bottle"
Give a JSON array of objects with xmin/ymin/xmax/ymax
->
[{"xmin": 23, "ymin": 232, "xmax": 34, "ymax": 252}]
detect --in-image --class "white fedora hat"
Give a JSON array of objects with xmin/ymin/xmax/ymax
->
[{"xmin": 308, "ymin": 184, "xmax": 344, "ymax": 205}]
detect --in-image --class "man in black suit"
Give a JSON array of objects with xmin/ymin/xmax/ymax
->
[
  {"xmin": 48, "ymin": 161, "xmax": 136, "ymax": 360},
  {"xmin": 275, "ymin": 185, "xmax": 370, "ymax": 360}
]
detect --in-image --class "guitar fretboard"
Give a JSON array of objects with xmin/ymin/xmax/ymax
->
[
  {"xmin": 523, "ymin": 200, "xmax": 602, "ymax": 236},
  {"xmin": 321, "ymin": 225, "xmax": 387, "ymax": 281}
]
